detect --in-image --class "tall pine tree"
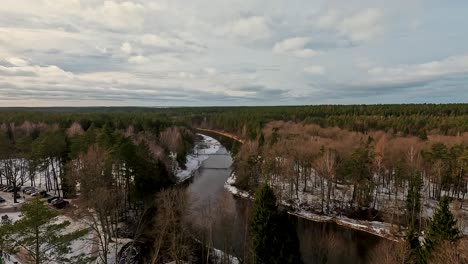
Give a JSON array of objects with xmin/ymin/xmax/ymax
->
[
  {"xmin": 250, "ymin": 184, "xmax": 302, "ymax": 264},
  {"xmin": 406, "ymin": 171, "xmax": 423, "ymax": 226},
  {"xmin": 406, "ymin": 223, "xmax": 424, "ymax": 264},
  {"xmin": 424, "ymin": 196, "xmax": 461, "ymax": 259},
  {"xmin": 9, "ymin": 198, "xmax": 90, "ymax": 264},
  {"xmin": 0, "ymin": 217, "xmax": 16, "ymax": 264}
]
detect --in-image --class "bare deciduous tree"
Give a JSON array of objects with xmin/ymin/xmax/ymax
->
[
  {"xmin": 70, "ymin": 145, "xmax": 123, "ymax": 264},
  {"xmin": 367, "ymin": 240, "xmax": 410, "ymax": 264},
  {"xmin": 428, "ymin": 240, "xmax": 468, "ymax": 264},
  {"xmin": 151, "ymin": 187, "xmax": 192, "ymax": 264}
]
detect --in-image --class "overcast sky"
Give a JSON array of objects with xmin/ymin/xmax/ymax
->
[{"xmin": 0, "ymin": 0, "xmax": 467, "ymax": 106}]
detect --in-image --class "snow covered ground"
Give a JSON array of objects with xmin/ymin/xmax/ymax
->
[
  {"xmin": 0, "ymin": 191, "xmax": 27, "ymax": 211},
  {"xmin": 175, "ymin": 134, "xmax": 221, "ymax": 181},
  {"xmin": 225, "ymin": 173, "xmax": 405, "ymax": 241},
  {"xmin": 211, "ymin": 247, "xmax": 240, "ymax": 264},
  {"xmin": 0, "ymin": 135, "xmax": 224, "ymax": 264},
  {"xmin": 224, "ymin": 173, "xmax": 251, "ymax": 199},
  {"xmin": 0, "ymin": 200, "xmax": 130, "ymax": 264},
  {"xmin": 225, "ymin": 170, "xmax": 468, "ymax": 241},
  {"xmin": 0, "ymin": 158, "xmax": 63, "ymax": 198}
]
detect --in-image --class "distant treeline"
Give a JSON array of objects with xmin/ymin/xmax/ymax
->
[
  {"xmin": 1, "ymin": 104, "xmax": 467, "ymax": 137},
  {"xmin": 189, "ymin": 104, "xmax": 468, "ymax": 137},
  {"xmin": 0, "ymin": 110, "xmax": 183, "ymax": 135}
]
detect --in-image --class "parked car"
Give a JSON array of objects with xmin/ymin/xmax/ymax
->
[
  {"xmin": 5, "ymin": 186, "xmax": 20, "ymax": 192},
  {"xmin": 39, "ymin": 191, "xmax": 48, "ymax": 198},
  {"xmin": 25, "ymin": 189, "xmax": 35, "ymax": 195},
  {"xmin": 1, "ymin": 186, "xmax": 10, "ymax": 192},
  {"xmin": 47, "ymin": 196, "xmax": 59, "ymax": 203},
  {"xmin": 23, "ymin": 187, "xmax": 35, "ymax": 193},
  {"xmin": 26, "ymin": 188, "xmax": 38, "ymax": 195},
  {"xmin": 51, "ymin": 199, "xmax": 69, "ymax": 209}
]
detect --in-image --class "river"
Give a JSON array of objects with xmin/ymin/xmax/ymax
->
[{"xmin": 187, "ymin": 134, "xmax": 384, "ymax": 264}]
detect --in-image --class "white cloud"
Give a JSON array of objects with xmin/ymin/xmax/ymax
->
[
  {"xmin": 317, "ymin": 10, "xmax": 340, "ymax": 28},
  {"xmin": 176, "ymin": 71, "xmax": 195, "ymax": 79},
  {"xmin": 293, "ymin": 49, "xmax": 319, "ymax": 58},
  {"xmin": 6, "ymin": 57, "xmax": 29, "ymax": 67},
  {"xmin": 0, "ymin": 58, "xmax": 73, "ymax": 79},
  {"xmin": 84, "ymin": 1, "xmax": 146, "ymax": 31},
  {"xmin": 366, "ymin": 54, "xmax": 468, "ymax": 84},
  {"xmin": 141, "ymin": 34, "xmax": 171, "ymax": 48},
  {"xmin": 128, "ymin": 55, "xmax": 149, "ymax": 64},
  {"xmin": 120, "ymin": 42, "xmax": 133, "ymax": 54},
  {"xmin": 318, "ymin": 8, "xmax": 384, "ymax": 42},
  {"xmin": 203, "ymin": 67, "xmax": 217, "ymax": 75},
  {"xmin": 222, "ymin": 16, "xmax": 270, "ymax": 39},
  {"xmin": 304, "ymin": 65, "xmax": 325, "ymax": 75},
  {"xmin": 273, "ymin": 37, "xmax": 319, "ymax": 58},
  {"xmin": 0, "ymin": 0, "xmax": 463, "ymax": 105},
  {"xmin": 273, "ymin": 37, "xmax": 308, "ymax": 53},
  {"xmin": 0, "ymin": 28, "xmax": 90, "ymax": 55},
  {"xmin": 339, "ymin": 8, "xmax": 383, "ymax": 42},
  {"xmin": 139, "ymin": 34, "xmax": 204, "ymax": 52}
]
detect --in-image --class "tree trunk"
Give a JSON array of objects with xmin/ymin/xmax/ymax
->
[
  {"xmin": 50, "ymin": 158, "xmax": 60, "ymax": 197},
  {"xmin": 36, "ymin": 222, "xmax": 40, "ymax": 264},
  {"xmin": 327, "ymin": 178, "xmax": 332, "ymax": 212}
]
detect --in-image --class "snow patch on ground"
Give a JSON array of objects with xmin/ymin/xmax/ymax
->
[
  {"xmin": 224, "ymin": 173, "xmax": 251, "ymax": 199},
  {"xmin": 175, "ymin": 134, "xmax": 221, "ymax": 182},
  {"xmin": 0, "ymin": 212, "xmax": 22, "ymax": 222},
  {"xmin": 224, "ymin": 173, "xmax": 404, "ymax": 241},
  {"xmin": 3, "ymin": 210, "xmax": 130, "ymax": 264},
  {"xmin": 212, "ymin": 247, "xmax": 240, "ymax": 264}
]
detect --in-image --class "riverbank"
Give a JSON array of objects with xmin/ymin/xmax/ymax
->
[
  {"xmin": 194, "ymin": 132, "xmax": 390, "ymax": 263},
  {"xmin": 224, "ymin": 173, "xmax": 404, "ymax": 241},
  {"xmin": 195, "ymin": 128, "xmax": 244, "ymax": 144},
  {"xmin": 175, "ymin": 134, "xmax": 221, "ymax": 182}
]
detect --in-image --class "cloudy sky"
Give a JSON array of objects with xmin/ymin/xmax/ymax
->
[{"xmin": 0, "ymin": 0, "xmax": 467, "ymax": 106}]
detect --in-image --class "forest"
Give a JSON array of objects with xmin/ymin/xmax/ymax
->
[{"xmin": 0, "ymin": 104, "xmax": 467, "ymax": 264}]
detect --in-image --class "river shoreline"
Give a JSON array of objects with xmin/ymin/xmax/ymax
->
[
  {"xmin": 195, "ymin": 130, "xmax": 405, "ymax": 241},
  {"xmin": 175, "ymin": 133, "xmax": 221, "ymax": 182},
  {"xmin": 224, "ymin": 173, "xmax": 404, "ymax": 242},
  {"xmin": 193, "ymin": 132, "xmax": 390, "ymax": 263}
]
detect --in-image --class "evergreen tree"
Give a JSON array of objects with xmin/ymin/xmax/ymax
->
[
  {"xmin": 418, "ymin": 130, "xmax": 428, "ymax": 141},
  {"xmin": 132, "ymin": 143, "xmax": 172, "ymax": 202},
  {"xmin": 340, "ymin": 146, "xmax": 374, "ymax": 208},
  {"xmin": 273, "ymin": 210, "xmax": 302, "ymax": 264},
  {"xmin": 406, "ymin": 223, "xmax": 424, "ymax": 264},
  {"xmin": 9, "ymin": 198, "xmax": 89, "ymax": 264},
  {"xmin": 406, "ymin": 171, "xmax": 423, "ymax": 226},
  {"xmin": 250, "ymin": 185, "xmax": 302, "ymax": 264},
  {"xmin": 269, "ymin": 128, "xmax": 279, "ymax": 146},
  {"xmin": 97, "ymin": 122, "xmax": 116, "ymax": 149},
  {"xmin": 251, "ymin": 184, "xmax": 278, "ymax": 264},
  {"xmin": 258, "ymin": 132, "xmax": 265, "ymax": 149},
  {"xmin": 424, "ymin": 196, "xmax": 461, "ymax": 258},
  {"xmin": 0, "ymin": 217, "xmax": 16, "ymax": 264}
]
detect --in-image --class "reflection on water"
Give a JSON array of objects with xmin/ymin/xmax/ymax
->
[
  {"xmin": 188, "ymin": 146, "xmax": 232, "ymax": 207},
  {"xmin": 296, "ymin": 217, "xmax": 382, "ymax": 264},
  {"xmin": 188, "ymin": 137, "xmax": 385, "ymax": 264}
]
